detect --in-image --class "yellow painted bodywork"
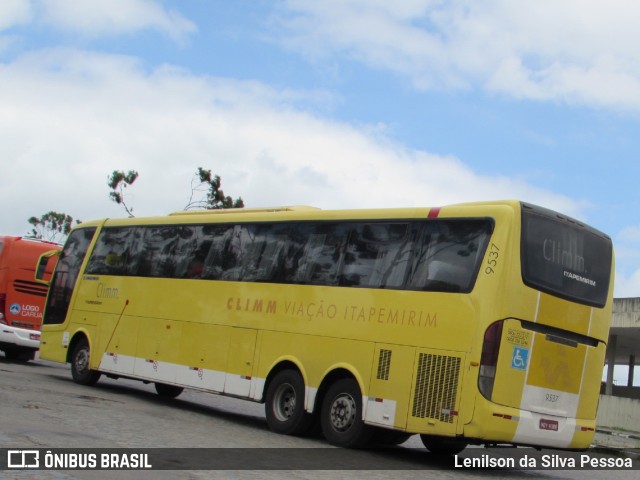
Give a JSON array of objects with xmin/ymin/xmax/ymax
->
[{"xmin": 39, "ymin": 201, "xmax": 614, "ymax": 448}]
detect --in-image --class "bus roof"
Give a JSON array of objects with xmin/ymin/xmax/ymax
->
[
  {"xmin": 78, "ymin": 200, "xmax": 525, "ymax": 229},
  {"xmin": 0, "ymin": 236, "xmax": 60, "ymax": 270}
]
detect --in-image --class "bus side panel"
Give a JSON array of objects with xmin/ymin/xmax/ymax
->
[
  {"xmin": 256, "ymin": 330, "xmax": 374, "ymax": 414},
  {"xmin": 38, "ymin": 329, "xmax": 68, "ymax": 363},
  {"xmin": 173, "ymin": 321, "xmax": 230, "ymax": 392},
  {"xmin": 405, "ymin": 348, "xmax": 466, "ymax": 437},
  {"xmin": 97, "ymin": 314, "xmax": 140, "ymax": 376},
  {"xmin": 223, "ymin": 328, "xmax": 258, "ymax": 397},
  {"xmin": 366, "ymin": 344, "xmax": 415, "ymax": 429},
  {"xmin": 132, "ymin": 318, "xmax": 183, "ymax": 383}
]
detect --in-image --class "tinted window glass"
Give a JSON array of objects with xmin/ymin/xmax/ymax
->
[
  {"xmin": 341, "ymin": 223, "xmax": 414, "ymax": 288},
  {"xmin": 407, "ymin": 220, "xmax": 493, "ymax": 292},
  {"xmin": 83, "ymin": 218, "xmax": 493, "ymax": 294},
  {"xmin": 86, "ymin": 227, "xmax": 144, "ymax": 275},
  {"xmin": 292, "ymin": 223, "xmax": 349, "ymax": 286},
  {"xmin": 43, "ymin": 228, "xmax": 96, "ymax": 325},
  {"xmin": 135, "ymin": 226, "xmax": 201, "ymax": 278},
  {"xmin": 521, "ymin": 206, "xmax": 612, "ymax": 308}
]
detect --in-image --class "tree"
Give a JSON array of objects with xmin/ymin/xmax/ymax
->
[
  {"xmin": 27, "ymin": 167, "xmax": 242, "ymax": 244},
  {"xmin": 28, "ymin": 211, "xmax": 80, "ymax": 243},
  {"xmin": 107, "ymin": 167, "xmax": 243, "ymax": 215},
  {"xmin": 185, "ymin": 167, "xmax": 244, "ymax": 210},
  {"xmin": 107, "ymin": 169, "xmax": 139, "ymax": 217}
]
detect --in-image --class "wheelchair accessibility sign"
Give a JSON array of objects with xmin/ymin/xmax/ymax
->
[{"xmin": 511, "ymin": 346, "xmax": 529, "ymax": 370}]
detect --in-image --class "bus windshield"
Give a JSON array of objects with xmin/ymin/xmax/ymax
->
[{"xmin": 520, "ymin": 203, "xmax": 612, "ymax": 308}]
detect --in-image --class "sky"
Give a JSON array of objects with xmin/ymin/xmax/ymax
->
[{"xmin": 1, "ymin": 0, "xmax": 640, "ymax": 301}]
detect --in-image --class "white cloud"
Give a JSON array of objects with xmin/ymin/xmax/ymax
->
[
  {"xmin": 274, "ymin": 0, "xmax": 640, "ymax": 110},
  {"xmin": 38, "ymin": 0, "xmax": 196, "ymax": 42},
  {"xmin": 0, "ymin": 48, "xmax": 584, "ymax": 237},
  {"xmin": 612, "ymin": 268, "xmax": 640, "ymax": 298},
  {"xmin": 0, "ymin": 0, "xmax": 31, "ymax": 30}
]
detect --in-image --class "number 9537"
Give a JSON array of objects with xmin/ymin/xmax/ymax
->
[{"xmin": 485, "ymin": 243, "xmax": 500, "ymax": 274}]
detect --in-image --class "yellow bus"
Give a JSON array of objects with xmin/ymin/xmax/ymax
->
[{"xmin": 37, "ymin": 201, "xmax": 614, "ymax": 453}]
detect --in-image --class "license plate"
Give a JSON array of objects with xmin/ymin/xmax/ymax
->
[{"xmin": 540, "ymin": 419, "xmax": 559, "ymax": 431}]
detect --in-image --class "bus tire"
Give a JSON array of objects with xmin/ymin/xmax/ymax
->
[
  {"xmin": 155, "ymin": 383, "xmax": 184, "ymax": 398},
  {"xmin": 370, "ymin": 428, "xmax": 412, "ymax": 446},
  {"xmin": 420, "ymin": 434, "xmax": 467, "ymax": 455},
  {"xmin": 3, "ymin": 347, "xmax": 35, "ymax": 362},
  {"xmin": 320, "ymin": 378, "xmax": 372, "ymax": 448},
  {"xmin": 265, "ymin": 369, "xmax": 313, "ymax": 435},
  {"xmin": 70, "ymin": 338, "xmax": 101, "ymax": 386}
]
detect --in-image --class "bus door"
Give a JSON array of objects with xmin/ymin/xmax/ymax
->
[
  {"xmin": 406, "ymin": 348, "xmax": 465, "ymax": 436},
  {"xmin": 39, "ymin": 228, "xmax": 97, "ymax": 363}
]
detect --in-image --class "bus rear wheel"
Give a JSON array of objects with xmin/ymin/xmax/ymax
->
[
  {"xmin": 265, "ymin": 369, "xmax": 313, "ymax": 435},
  {"xmin": 320, "ymin": 378, "xmax": 372, "ymax": 448},
  {"xmin": 70, "ymin": 338, "xmax": 101, "ymax": 386},
  {"xmin": 420, "ymin": 434, "xmax": 467, "ymax": 455},
  {"xmin": 370, "ymin": 428, "xmax": 412, "ymax": 446},
  {"xmin": 155, "ymin": 383, "xmax": 184, "ymax": 398}
]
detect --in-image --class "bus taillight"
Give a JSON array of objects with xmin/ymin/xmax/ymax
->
[{"xmin": 478, "ymin": 320, "xmax": 504, "ymax": 400}]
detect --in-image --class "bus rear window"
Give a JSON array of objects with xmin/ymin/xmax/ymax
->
[{"xmin": 521, "ymin": 204, "xmax": 612, "ymax": 308}]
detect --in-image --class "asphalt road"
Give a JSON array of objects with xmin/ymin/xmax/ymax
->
[{"xmin": 0, "ymin": 355, "xmax": 636, "ymax": 480}]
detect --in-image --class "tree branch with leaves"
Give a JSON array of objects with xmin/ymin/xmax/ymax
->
[
  {"xmin": 28, "ymin": 211, "xmax": 80, "ymax": 243},
  {"xmin": 184, "ymin": 167, "xmax": 244, "ymax": 210},
  {"xmin": 107, "ymin": 169, "xmax": 139, "ymax": 217}
]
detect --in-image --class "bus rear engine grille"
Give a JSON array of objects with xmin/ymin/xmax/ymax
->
[
  {"xmin": 412, "ymin": 353, "xmax": 461, "ymax": 423},
  {"xmin": 376, "ymin": 349, "xmax": 392, "ymax": 380},
  {"xmin": 13, "ymin": 279, "xmax": 49, "ymax": 297}
]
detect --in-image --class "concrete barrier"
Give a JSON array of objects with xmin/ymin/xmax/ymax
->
[{"xmin": 597, "ymin": 394, "xmax": 640, "ymax": 432}]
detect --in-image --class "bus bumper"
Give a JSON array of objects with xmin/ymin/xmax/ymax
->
[
  {"xmin": 0, "ymin": 323, "xmax": 41, "ymax": 350},
  {"xmin": 464, "ymin": 399, "xmax": 595, "ymax": 450}
]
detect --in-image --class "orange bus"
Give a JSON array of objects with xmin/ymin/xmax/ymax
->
[{"xmin": 0, "ymin": 236, "xmax": 58, "ymax": 361}]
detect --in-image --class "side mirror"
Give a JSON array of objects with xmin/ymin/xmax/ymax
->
[{"xmin": 35, "ymin": 250, "xmax": 60, "ymax": 285}]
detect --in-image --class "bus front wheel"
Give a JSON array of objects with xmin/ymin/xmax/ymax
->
[
  {"xmin": 320, "ymin": 378, "xmax": 372, "ymax": 448},
  {"xmin": 70, "ymin": 338, "xmax": 101, "ymax": 386},
  {"xmin": 265, "ymin": 369, "xmax": 313, "ymax": 435}
]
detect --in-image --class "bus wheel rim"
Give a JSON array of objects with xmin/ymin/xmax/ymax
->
[
  {"xmin": 75, "ymin": 348, "xmax": 89, "ymax": 373},
  {"xmin": 273, "ymin": 382, "xmax": 297, "ymax": 421},
  {"xmin": 329, "ymin": 393, "xmax": 356, "ymax": 432}
]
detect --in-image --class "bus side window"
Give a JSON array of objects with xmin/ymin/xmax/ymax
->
[
  {"xmin": 407, "ymin": 220, "xmax": 492, "ymax": 293},
  {"xmin": 137, "ymin": 226, "xmax": 179, "ymax": 277},
  {"xmin": 340, "ymin": 223, "xmax": 413, "ymax": 288},
  {"xmin": 290, "ymin": 223, "xmax": 347, "ymax": 286},
  {"xmin": 202, "ymin": 225, "xmax": 234, "ymax": 280},
  {"xmin": 86, "ymin": 227, "xmax": 144, "ymax": 276}
]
